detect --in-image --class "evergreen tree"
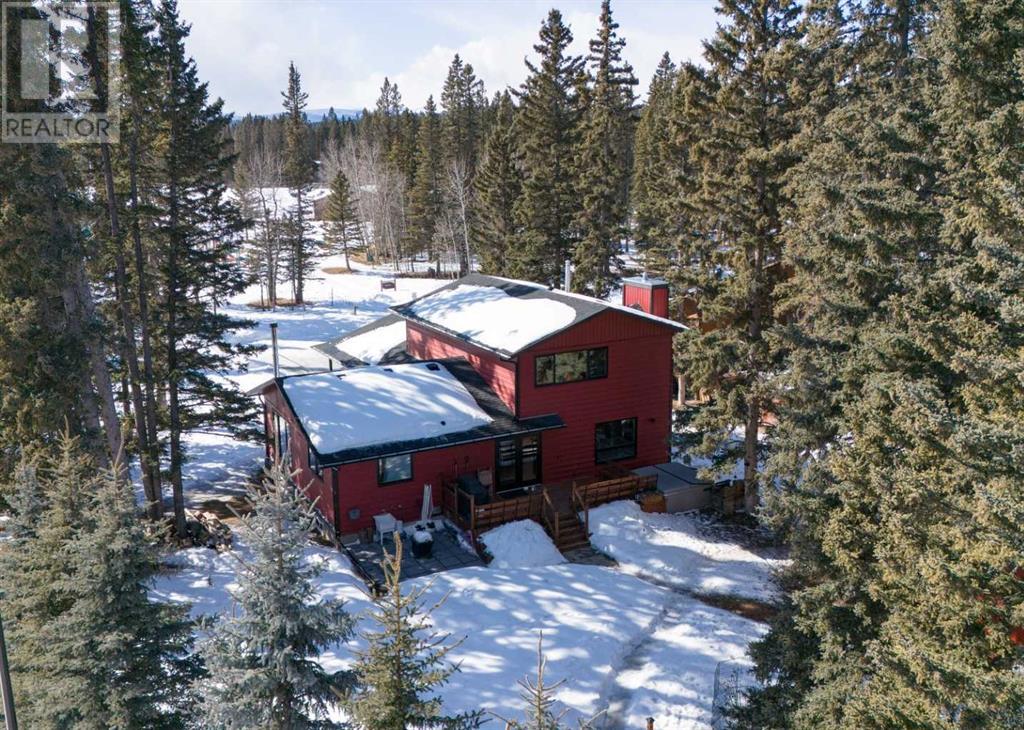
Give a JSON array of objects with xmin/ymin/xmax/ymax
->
[
  {"xmin": 0, "ymin": 433, "xmax": 91, "ymax": 727},
  {"xmin": 673, "ymin": 0, "xmax": 803, "ymax": 512},
  {"xmin": 5, "ymin": 452, "xmax": 43, "ymax": 540},
  {"xmin": 631, "ymin": 52, "xmax": 677, "ymax": 274},
  {"xmin": 0, "ymin": 139, "xmax": 112, "ymax": 466},
  {"xmin": 323, "ymin": 169, "xmax": 363, "ymax": 271},
  {"xmin": 42, "ymin": 462, "xmax": 200, "ymax": 729},
  {"xmin": 572, "ymin": 0, "xmax": 637, "ymax": 296},
  {"xmin": 473, "ymin": 91, "xmax": 522, "ymax": 276},
  {"xmin": 198, "ymin": 463, "xmax": 355, "ymax": 729},
  {"xmin": 440, "ymin": 54, "xmax": 487, "ymax": 274},
  {"xmin": 512, "ymin": 9, "xmax": 585, "ymax": 285},
  {"xmin": 153, "ymin": 0, "xmax": 256, "ymax": 538},
  {"xmin": 343, "ymin": 540, "xmax": 482, "ymax": 730},
  {"xmin": 405, "ymin": 96, "xmax": 444, "ymax": 265},
  {"xmin": 495, "ymin": 634, "xmax": 595, "ymax": 730},
  {"xmin": 281, "ymin": 61, "xmax": 317, "ymax": 304}
]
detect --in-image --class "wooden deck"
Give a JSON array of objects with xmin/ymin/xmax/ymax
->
[{"xmin": 442, "ymin": 471, "xmax": 657, "ymax": 552}]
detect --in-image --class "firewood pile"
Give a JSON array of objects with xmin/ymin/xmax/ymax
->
[{"xmin": 186, "ymin": 509, "xmax": 233, "ymax": 550}]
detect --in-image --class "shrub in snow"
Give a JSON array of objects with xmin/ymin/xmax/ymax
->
[
  {"xmin": 343, "ymin": 539, "xmax": 483, "ymax": 730},
  {"xmin": 197, "ymin": 462, "xmax": 355, "ymax": 729}
]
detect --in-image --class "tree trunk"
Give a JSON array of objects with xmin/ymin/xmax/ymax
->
[
  {"xmin": 167, "ymin": 173, "xmax": 188, "ymax": 539},
  {"xmin": 99, "ymin": 142, "xmax": 160, "ymax": 507},
  {"xmin": 128, "ymin": 135, "xmax": 165, "ymax": 519}
]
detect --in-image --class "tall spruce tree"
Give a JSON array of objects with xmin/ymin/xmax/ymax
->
[
  {"xmin": 440, "ymin": 54, "xmax": 487, "ymax": 274},
  {"xmin": 743, "ymin": 1, "xmax": 996, "ymax": 727},
  {"xmin": 512, "ymin": 9, "xmax": 584, "ymax": 285},
  {"xmin": 674, "ymin": 0, "xmax": 803, "ymax": 512},
  {"xmin": 343, "ymin": 540, "xmax": 482, "ymax": 730},
  {"xmin": 631, "ymin": 52, "xmax": 677, "ymax": 274},
  {"xmin": 473, "ymin": 90, "xmax": 522, "ymax": 276},
  {"xmin": 572, "ymin": 0, "xmax": 637, "ymax": 296},
  {"xmin": 405, "ymin": 96, "xmax": 444, "ymax": 266},
  {"xmin": 198, "ymin": 464, "xmax": 355, "ymax": 729},
  {"xmin": 153, "ymin": 0, "xmax": 255, "ymax": 538},
  {"xmin": 323, "ymin": 169, "xmax": 363, "ymax": 271},
  {"xmin": 281, "ymin": 61, "xmax": 317, "ymax": 304},
  {"xmin": 42, "ymin": 461, "xmax": 200, "ymax": 729}
]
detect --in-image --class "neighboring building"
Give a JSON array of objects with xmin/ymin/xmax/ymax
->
[{"xmin": 251, "ymin": 274, "xmax": 685, "ymax": 539}]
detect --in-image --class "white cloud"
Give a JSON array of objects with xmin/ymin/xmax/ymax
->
[{"xmin": 178, "ymin": 0, "xmax": 714, "ymax": 114}]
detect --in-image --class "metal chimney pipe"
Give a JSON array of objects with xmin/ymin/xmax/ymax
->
[
  {"xmin": 270, "ymin": 322, "xmax": 280, "ymax": 378},
  {"xmin": 563, "ymin": 259, "xmax": 572, "ymax": 292}
]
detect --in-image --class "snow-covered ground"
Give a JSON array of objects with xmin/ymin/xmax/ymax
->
[
  {"xmin": 480, "ymin": 519, "xmax": 567, "ymax": 569},
  {"xmin": 588, "ymin": 501, "xmax": 783, "ymax": 603},
  {"xmin": 154, "ymin": 533, "xmax": 763, "ymax": 728}
]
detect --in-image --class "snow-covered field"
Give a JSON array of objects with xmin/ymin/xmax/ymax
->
[
  {"xmin": 588, "ymin": 501, "xmax": 783, "ymax": 603},
  {"xmin": 159, "ymin": 260, "xmax": 772, "ymax": 728}
]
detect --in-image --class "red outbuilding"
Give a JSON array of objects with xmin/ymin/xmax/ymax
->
[{"xmin": 251, "ymin": 274, "xmax": 685, "ymax": 545}]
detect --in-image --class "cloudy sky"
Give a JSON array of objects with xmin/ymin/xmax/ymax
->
[{"xmin": 177, "ymin": 0, "xmax": 720, "ymax": 115}]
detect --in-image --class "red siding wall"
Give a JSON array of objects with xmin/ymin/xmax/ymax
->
[
  {"xmin": 333, "ymin": 440, "xmax": 495, "ymax": 533},
  {"xmin": 405, "ymin": 322, "xmax": 518, "ymax": 411},
  {"xmin": 517, "ymin": 310, "xmax": 674, "ymax": 483},
  {"xmin": 262, "ymin": 386, "xmax": 337, "ymax": 528}
]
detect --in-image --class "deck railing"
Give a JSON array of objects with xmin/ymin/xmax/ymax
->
[
  {"xmin": 442, "ymin": 480, "xmax": 541, "ymax": 534},
  {"xmin": 443, "ymin": 472, "xmax": 656, "ymax": 540}
]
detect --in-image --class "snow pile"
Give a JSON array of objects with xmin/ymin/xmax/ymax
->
[
  {"xmin": 282, "ymin": 362, "xmax": 492, "ymax": 454},
  {"xmin": 407, "ymin": 284, "xmax": 577, "ymax": 353},
  {"xmin": 334, "ymin": 319, "xmax": 406, "ymax": 365},
  {"xmin": 480, "ymin": 519, "xmax": 566, "ymax": 569},
  {"xmin": 587, "ymin": 501, "xmax": 782, "ymax": 602}
]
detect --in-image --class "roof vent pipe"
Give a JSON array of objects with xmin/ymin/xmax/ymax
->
[
  {"xmin": 563, "ymin": 259, "xmax": 572, "ymax": 292},
  {"xmin": 270, "ymin": 322, "xmax": 280, "ymax": 378}
]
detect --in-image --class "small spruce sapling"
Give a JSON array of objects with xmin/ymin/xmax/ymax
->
[
  {"xmin": 343, "ymin": 539, "xmax": 483, "ymax": 730},
  {"xmin": 494, "ymin": 633, "xmax": 598, "ymax": 730},
  {"xmin": 198, "ymin": 463, "xmax": 355, "ymax": 729}
]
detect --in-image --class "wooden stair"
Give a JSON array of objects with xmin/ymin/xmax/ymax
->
[{"xmin": 552, "ymin": 512, "xmax": 590, "ymax": 552}]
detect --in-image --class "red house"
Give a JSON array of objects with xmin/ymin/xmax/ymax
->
[{"xmin": 252, "ymin": 274, "xmax": 684, "ymax": 544}]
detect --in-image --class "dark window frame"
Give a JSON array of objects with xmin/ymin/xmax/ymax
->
[
  {"xmin": 534, "ymin": 347, "xmax": 609, "ymax": 387},
  {"xmin": 377, "ymin": 454, "xmax": 413, "ymax": 485},
  {"xmin": 594, "ymin": 417, "xmax": 638, "ymax": 464}
]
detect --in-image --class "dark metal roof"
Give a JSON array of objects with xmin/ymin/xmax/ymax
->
[
  {"xmin": 390, "ymin": 273, "xmax": 685, "ymax": 358},
  {"xmin": 311, "ymin": 313, "xmax": 412, "ymax": 367},
  {"xmin": 264, "ymin": 357, "xmax": 564, "ymax": 467}
]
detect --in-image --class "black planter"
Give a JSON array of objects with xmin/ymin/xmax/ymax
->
[{"xmin": 411, "ymin": 533, "xmax": 434, "ymax": 559}]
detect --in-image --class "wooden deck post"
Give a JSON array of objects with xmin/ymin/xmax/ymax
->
[{"xmin": 469, "ymin": 493, "xmax": 476, "ymax": 533}]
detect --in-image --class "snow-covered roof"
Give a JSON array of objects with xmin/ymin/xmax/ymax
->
[
  {"xmin": 271, "ymin": 359, "xmax": 565, "ymax": 464},
  {"xmin": 403, "ymin": 283, "xmax": 577, "ymax": 354},
  {"xmin": 312, "ymin": 313, "xmax": 409, "ymax": 367},
  {"xmin": 621, "ymin": 275, "xmax": 669, "ymax": 287},
  {"xmin": 392, "ymin": 274, "xmax": 686, "ymax": 356},
  {"xmin": 281, "ymin": 362, "xmax": 491, "ymax": 455}
]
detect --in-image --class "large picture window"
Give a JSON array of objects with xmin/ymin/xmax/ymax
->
[
  {"xmin": 274, "ymin": 414, "xmax": 292, "ymax": 469},
  {"xmin": 535, "ymin": 347, "xmax": 608, "ymax": 386},
  {"xmin": 595, "ymin": 418, "xmax": 637, "ymax": 463},
  {"xmin": 378, "ymin": 454, "xmax": 413, "ymax": 485}
]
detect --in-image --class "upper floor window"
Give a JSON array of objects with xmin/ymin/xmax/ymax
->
[{"xmin": 534, "ymin": 347, "xmax": 608, "ymax": 386}]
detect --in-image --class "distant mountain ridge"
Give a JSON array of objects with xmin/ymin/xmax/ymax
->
[{"xmin": 235, "ymin": 107, "xmax": 363, "ymax": 122}]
